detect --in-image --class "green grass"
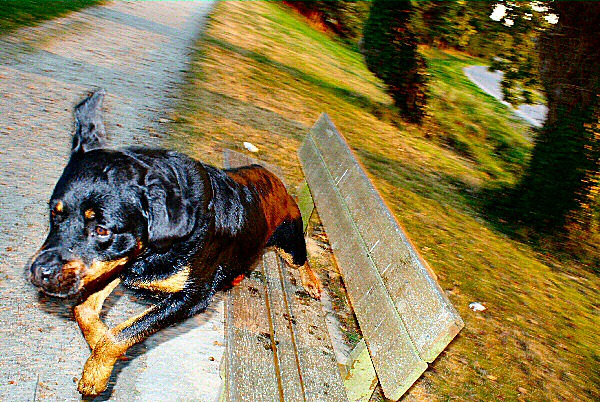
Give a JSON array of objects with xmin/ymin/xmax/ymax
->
[
  {"xmin": 168, "ymin": 2, "xmax": 600, "ymax": 400},
  {"xmin": 0, "ymin": 0, "xmax": 103, "ymax": 35}
]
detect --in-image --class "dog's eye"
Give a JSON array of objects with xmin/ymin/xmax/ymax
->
[{"xmin": 95, "ymin": 226, "xmax": 111, "ymax": 238}]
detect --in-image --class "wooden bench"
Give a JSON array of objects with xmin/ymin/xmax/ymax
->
[
  {"xmin": 297, "ymin": 114, "xmax": 464, "ymax": 400},
  {"xmin": 220, "ymin": 149, "xmax": 347, "ymax": 401},
  {"xmin": 220, "ymin": 113, "xmax": 463, "ymax": 401}
]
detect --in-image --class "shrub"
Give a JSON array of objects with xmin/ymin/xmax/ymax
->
[{"xmin": 362, "ymin": 0, "xmax": 428, "ymax": 123}]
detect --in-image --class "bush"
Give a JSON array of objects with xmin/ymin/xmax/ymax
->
[
  {"xmin": 362, "ymin": 0, "xmax": 428, "ymax": 123},
  {"xmin": 284, "ymin": 1, "xmax": 370, "ymax": 43}
]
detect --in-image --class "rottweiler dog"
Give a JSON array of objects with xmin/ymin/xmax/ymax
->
[{"xmin": 28, "ymin": 89, "xmax": 321, "ymax": 396}]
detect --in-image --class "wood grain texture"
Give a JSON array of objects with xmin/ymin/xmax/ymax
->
[
  {"xmin": 276, "ymin": 252, "xmax": 348, "ymax": 402},
  {"xmin": 262, "ymin": 251, "xmax": 304, "ymax": 401},
  {"xmin": 223, "ymin": 151, "xmax": 347, "ymax": 401},
  {"xmin": 298, "ymin": 113, "xmax": 464, "ymax": 399},
  {"xmin": 224, "ymin": 269, "xmax": 280, "ymax": 401}
]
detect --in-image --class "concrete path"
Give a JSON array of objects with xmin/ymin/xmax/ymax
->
[
  {"xmin": 0, "ymin": 2, "xmax": 224, "ymax": 400},
  {"xmin": 463, "ymin": 65, "xmax": 547, "ymax": 128}
]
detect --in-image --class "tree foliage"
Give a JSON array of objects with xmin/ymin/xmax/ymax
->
[
  {"xmin": 511, "ymin": 2, "xmax": 600, "ymax": 230},
  {"xmin": 486, "ymin": 2, "xmax": 556, "ymax": 105},
  {"xmin": 362, "ymin": 0, "xmax": 427, "ymax": 123},
  {"xmin": 412, "ymin": 1, "xmax": 499, "ymax": 55},
  {"xmin": 483, "ymin": 2, "xmax": 600, "ymax": 233},
  {"xmin": 284, "ymin": 1, "xmax": 370, "ymax": 43}
]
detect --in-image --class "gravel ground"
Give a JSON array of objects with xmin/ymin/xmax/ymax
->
[{"xmin": 0, "ymin": 2, "xmax": 225, "ymax": 400}]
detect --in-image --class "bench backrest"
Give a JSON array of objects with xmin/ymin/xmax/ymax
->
[{"xmin": 298, "ymin": 113, "xmax": 464, "ymax": 400}]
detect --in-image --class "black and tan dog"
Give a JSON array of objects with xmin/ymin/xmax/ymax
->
[{"xmin": 28, "ymin": 89, "xmax": 321, "ymax": 396}]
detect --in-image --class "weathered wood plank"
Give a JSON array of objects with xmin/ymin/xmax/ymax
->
[
  {"xmin": 299, "ymin": 134, "xmax": 426, "ymax": 400},
  {"xmin": 224, "ymin": 268, "xmax": 280, "ymax": 401},
  {"xmin": 305, "ymin": 113, "xmax": 463, "ymax": 364},
  {"xmin": 298, "ymin": 114, "xmax": 465, "ymax": 399},
  {"xmin": 343, "ymin": 339, "xmax": 377, "ymax": 402},
  {"xmin": 277, "ymin": 253, "xmax": 348, "ymax": 402},
  {"xmin": 262, "ymin": 251, "xmax": 305, "ymax": 401},
  {"xmin": 223, "ymin": 151, "xmax": 346, "ymax": 401}
]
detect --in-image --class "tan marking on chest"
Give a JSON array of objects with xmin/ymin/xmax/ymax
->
[
  {"xmin": 132, "ymin": 266, "xmax": 190, "ymax": 293},
  {"xmin": 82, "ymin": 257, "xmax": 130, "ymax": 288}
]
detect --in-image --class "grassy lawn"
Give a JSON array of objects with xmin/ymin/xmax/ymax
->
[
  {"xmin": 167, "ymin": 2, "xmax": 599, "ymax": 400},
  {"xmin": 0, "ymin": 0, "xmax": 103, "ymax": 35}
]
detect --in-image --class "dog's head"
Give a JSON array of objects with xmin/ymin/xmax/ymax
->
[{"xmin": 29, "ymin": 90, "xmax": 198, "ymax": 298}]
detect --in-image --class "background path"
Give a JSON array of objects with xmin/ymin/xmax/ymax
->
[
  {"xmin": 463, "ymin": 65, "xmax": 547, "ymax": 128},
  {"xmin": 0, "ymin": 2, "xmax": 224, "ymax": 400}
]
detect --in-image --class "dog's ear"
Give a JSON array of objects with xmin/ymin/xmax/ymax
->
[
  {"xmin": 143, "ymin": 162, "xmax": 197, "ymax": 249},
  {"xmin": 72, "ymin": 89, "xmax": 106, "ymax": 153}
]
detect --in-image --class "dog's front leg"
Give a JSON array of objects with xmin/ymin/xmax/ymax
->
[
  {"xmin": 74, "ymin": 278, "xmax": 120, "ymax": 350},
  {"xmin": 77, "ymin": 292, "xmax": 202, "ymax": 396}
]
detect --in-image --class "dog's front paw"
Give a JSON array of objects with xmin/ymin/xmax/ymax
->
[
  {"xmin": 299, "ymin": 263, "xmax": 322, "ymax": 299},
  {"xmin": 78, "ymin": 375, "xmax": 105, "ymax": 397},
  {"xmin": 77, "ymin": 355, "xmax": 115, "ymax": 396}
]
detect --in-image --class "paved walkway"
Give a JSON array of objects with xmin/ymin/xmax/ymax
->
[
  {"xmin": 0, "ymin": 2, "xmax": 224, "ymax": 400},
  {"xmin": 463, "ymin": 65, "xmax": 547, "ymax": 128}
]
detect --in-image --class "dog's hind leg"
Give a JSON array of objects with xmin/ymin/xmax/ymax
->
[
  {"xmin": 74, "ymin": 278, "xmax": 120, "ymax": 350},
  {"xmin": 267, "ymin": 218, "xmax": 322, "ymax": 299}
]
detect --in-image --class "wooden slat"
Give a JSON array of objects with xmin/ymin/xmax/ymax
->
[
  {"xmin": 299, "ymin": 135, "xmax": 425, "ymax": 400},
  {"xmin": 298, "ymin": 113, "xmax": 464, "ymax": 400},
  {"xmin": 223, "ymin": 151, "xmax": 347, "ymax": 402},
  {"xmin": 343, "ymin": 339, "xmax": 377, "ymax": 402},
  {"xmin": 225, "ymin": 269, "xmax": 280, "ymax": 401},
  {"xmin": 277, "ymin": 253, "xmax": 348, "ymax": 402},
  {"xmin": 308, "ymin": 115, "xmax": 463, "ymax": 362},
  {"xmin": 262, "ymin": 251, "xmax": 304, "ymax": 401}
]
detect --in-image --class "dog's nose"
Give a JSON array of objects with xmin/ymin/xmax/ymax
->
[
  {"xmin": 29, "ymin": 250, "xmax": 61, "ymax": 287},
  {"xmin": 39, "ymin": 265, "xmax": 53, "ymax": 284}
]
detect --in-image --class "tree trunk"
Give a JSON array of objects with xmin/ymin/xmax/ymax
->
[{"xmin": 514, "ymin": 2, "xmax": 600, "ymax": 230}]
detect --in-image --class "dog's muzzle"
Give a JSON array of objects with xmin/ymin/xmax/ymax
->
[{"xmin": 29, "ymin": 249, "xmax": 83, "ymax": 298}]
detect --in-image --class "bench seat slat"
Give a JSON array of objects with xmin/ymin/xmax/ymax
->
[
  {"xmin": 262, "ymin": 252, "xmax": 305, "ymax": 401},
  {"xmin": 276, "ymin": 253, "xmax": 348, "ymax": 401},
  {"xmin": 225, "ymin": 273, "xmax": 280, "ymax": 401},
  {"xmin": 222, "ymin": 150, "xmax": 347, "ymax": 402}
]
